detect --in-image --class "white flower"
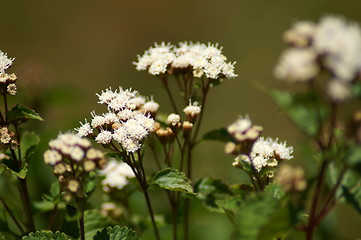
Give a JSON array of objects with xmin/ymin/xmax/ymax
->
[
  {"xmin": 314, "ymin": 16, "xmax": 361, "ymax": 81},
  {"xmin": 183, "ymin": 101, "xmax": 201, "ymax": 117},
  {"xmin": 70, "ymin": 146, "xmax": 85, "ymax": 161},
  {"xmin": 117, "ymin": 109, "xmax": 135, "ymax": 121},
  {"xmin": 97, "ymin": 88, "xmax": 117, "ymax": 105},
  {"xmin": 0, "ymin": 51, "xmax": 14, "ymax": 73},
  {"xmin": 44, "ymin": 150, "xmax": 62, "ymax": 165},
  {"xmin": 242, "ymin": 137, "xmax": 293, "ymax": 173},
  {"xmin": 103, "ymin": 112, "xmax": 118, "ymax": 124},
  {"xmin": 167, "ymin": 113, "xmax": 181, "ymax": 126},
  {"xmin": 91, "ymin": 112, "xmax": 106, "ymax": 128},
  {"xmin": 327, "ymin": 79, "xmax": 352, "ymax": 102},
  {"xmin": 143, "ymin": 99, "xmax": 160, "ymax": 113},
  {"xmin": 274, "ymin": 48, "xmax": 319, "ymax": 82},
  {"xmin": 95, "ymin": 130, "xmax": 113, "ymax": 145},
  {"xmin": 100, "ymin": 160, "xmax": 135, "ymax": 191},
  {"xmin": 7, "ymin": 83, "xmax": 17, "ymax": 95},
  {"xmin": 75, "ymin": 120, "xmax": 93, "ymax": 137},
  {"xmin": 283, "ymin": 21, "xmax": 316, "ymax": 46}
]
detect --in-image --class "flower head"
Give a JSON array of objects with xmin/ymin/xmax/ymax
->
[{"xmin": 0, "ymin": 51, "xmax": 14, "ymax": 73}]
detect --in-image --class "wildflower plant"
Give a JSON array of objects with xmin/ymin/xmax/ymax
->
[{"xmin": 1, "ymin": 14, "xmax": 361, "ymax": 240}]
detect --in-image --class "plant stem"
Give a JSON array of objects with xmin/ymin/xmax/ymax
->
[
  {"xmin": 161, "ymin": 76, "xmax": 179, "ymax": 114},
  {"xmin": 79, "ymin": 211, "xmax": 85, "ymax": 240},
  {"xmin": 19, "ymin": 178, "xmax": 35, "ymax": 231},
  {"xmin": 142, "ymin": 185, "xmax": 161, "ymax": 240},
  {"xmin": 0, "ymin": 196, "xmax": 24, "ymax": 233}
]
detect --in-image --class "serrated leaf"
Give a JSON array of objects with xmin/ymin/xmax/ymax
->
[
  {"xmin": 20, "ymin": 132, "xmax": 40, "ymax": 161},
  {"xmin": 0, "ymin": 158, "xmax": 28, "ymax": 179},
  {"xmin": 6, "ymin": 104, "xmax": 43, "ymax": 122},
  {"xmin": 84, "ymin": 210, "xmax": 113, "ymax": 240},
  {"xmin": 93, "ymin": 226, "xmax": 139, "ymax": 240},
  {"xmin": 269, "ymin": 90, "xmax": 328, "ymax": 136},
  {"xmin": 194, "ymin": 177, "xmax": 233, "ymax": 212},
  {"xmin": 21, "ymin": 230, "xmax": 71, "ymax": 240},
  {"xmin": 223, "ymin": 184, "xmax": 287, "ymax": 240},
  {"xmin": 151, "ymin": 168, "xmax": 194, "ymax": 195},
  {"xmin": 201, "ymin": 128, "xmax": 233, "ymax": 143}
]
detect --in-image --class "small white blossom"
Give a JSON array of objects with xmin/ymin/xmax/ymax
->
[
  {"xmin": 327, "ymin": 79, "xmax": 352, "ymax": 102},
  {"xmin": 274, "ymin": 48, "xmax": 319, "ymax": 82},
  {"xmin": 167, "ymin": 113, "xmax": 181, "ymax": 126},
  {"xmin": 95, "ymin": 130, "xmax": 113, "ymax": 145},
  {"xmin": 100, "ymin": 160, "xmax": 135, "ymax": 191},
  {"xmin": 283, "ymin": 21, "xmax": 316, "ymax": 46},
  {"xmin": 44, "ymin": 150, "xmax": 62, "ymax": 165},
  {"xmin": 143, "ymin": 99, "xmax": 160, "ymax": 113},
  {"xmin": 7, "ymin": 83, "xmax": 17, "ymax": 95},
  {"xmin": 0, "ymin": 51, "xmax": 14, "ymax": 73},
  {"xmin": 70, "ymin": 146, "xmax": 85, "ymax": 162},
  {"xmin": 103, "ymin": 112, "xmax": 118, "ymax": 124},
  {"xmin": 91, "ymin": 112, "xmax": 106, "ymax": 128},
  {"xmin": 97, "ymin": 88, "xmax": 117, "ymax": 105},
  {"xmin": 75, "ymin": 120, "xmax": 93, "ymax": 137},
  {"xmin": 183, "ymin": 101, "xmax": 201, "ymax": 117}
]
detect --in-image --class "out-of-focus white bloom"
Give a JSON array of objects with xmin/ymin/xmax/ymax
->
[
  {"xmin": 100, "ymin": 160, "xmax": 135, "ymax": 192},
  {"xmin": 283, "ymin": 21, "xmax": 316, "ymax": 46},
  {"xmin": 75, "ymin": 120, "xmax": 93, "ymax": 137},
  {"xmin": 314, "ymin": 16, "xmax": 361, "ymax": 81},
  {"xmin": 95, "ymin": 130, "xmax": 113, "ymax": 145},
  {"xmin": 167, "ymin": 113, "xmax": 181, "ymax": 126},
  {"xmin": 227, "ymin": 115, "xmax": 263, "ymax": 142},
  {"xmin": 44, "ymin": 150, "xmax": 62, "ymax": 165},
  {"xmin": 274, "ymin": 48, "xmax": 319, "ymax": 82},
  {"xmin": 0, "ymin": 51, "xmax": 14, "ymax": 73},
  {"xmin": 327, "ymin": 79, "xmax": 352, "ymax": 102},
  {"xmin": 7, "ymin": 83, "xmax": 17, "ymax": 95}
]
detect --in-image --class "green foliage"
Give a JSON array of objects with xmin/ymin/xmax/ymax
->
[
  {"xmin": 194, "ymin": 177, "xmax": 233, "ymax": 212},
  {"xmin": 151, "ymin": 168, "xmax": 194, "ymax": 195},
  {"xmin": 84, "ymin": 210, "xmax": 113, "ymax": 240},
  {"xmin": 21, "ymin": 230, "xmax": 71, "ymax": 240},
  {"xmin": 0, "ymin": 158, "xmax": 28, "ymax": 179},
  {"xmin": 201, "ymin": 128, "xmax": 233, "ymax": 143},
  {"xmin": 269, "ymin": 90, "xmax": 329, "ymax": 137},
  {"xmin": 93, "ymin": 226, "xmax": 139, "ymax": 240},
  {"xmin": 20, "ymin": 131, "xmax": 40, "ymax": 162},
  {"xmin": 6, "ymin": 104, "xmax": 43, "ymax": 123}
]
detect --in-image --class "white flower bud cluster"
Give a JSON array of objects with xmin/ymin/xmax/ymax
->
[
  {"xmin": 236, "ymin": 137, "xmax": 294, "ymax": 174},
  {"xmin": 275, "ymin": 16, "xmax": 361, "ymax": 102},
  {"xmin": 0, "ymin": 50, "xmax": 18, "ymax": 96},
  {"xmin": 44, "ymin": 133, "xmax": 106, "ymax": 202},
  {"xmin": 99, "ymin": 160, "xmax": 135, "ymax": 192},
  {"xmin": 0, "ymin": 127, "xmax": 18, "ymax": 149},
  {"xmin": 183, "ymin": 101, "xmax": 201, "ymax": 123},
  {"xmin": 75, "ymin": 87, "xmax": 156, "ymax": 153},
  {"xmin": 134, "ymin": 42, "xmax": 237, "ymax": 79}
]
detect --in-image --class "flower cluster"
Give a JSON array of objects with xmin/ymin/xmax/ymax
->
[
  {"xmin": 134, "ymin": 42, "xmax": 237, "ymax": 79},
  {"xmin": 275, "ymin": 16, "xmax": 361, "ymax": 102},
  {"xmin": 274, "ymin": 164, "xmax": 307, "ymax": 192},
  {"xmin": 225, "ymin": 116, "xmax": 293, "ymax": 177},
  {"xmin": 0, "ymin": 127, "xmax": 18, "ymax": 150},
  {"xmin": 75, "ymin": 87, "xmax": 156, "ymax": 152},
  {"xmin": 234, "ymin": 137, "xmax": 293, "ymax": 176},
  {"xmin": 100, "ymin": 159, "xmax": 135, "ymax": 192},
  {"xmin": 44, "ymin": 133, "xmax": 106, "ymax": 202},
  {"xmin": 0, "ymin": 50, "xmax": 17, "ymax": 96}
]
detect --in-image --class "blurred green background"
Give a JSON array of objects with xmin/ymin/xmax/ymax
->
[{"xmin": 1, "ymin": 0, "xmax": 361, "ymax": 239}]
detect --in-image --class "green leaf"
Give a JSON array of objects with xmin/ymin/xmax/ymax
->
[
  {"xmin": 93, "ymin": 226, "xmax": 139, "ymax": 240},
  {"xmin": 21, "ymin": 230, "xmax": 71, "ymax": 240},
  {"xmin": 201, "ymin": 128, "xmax": 233, "ymax": 143},
  {"xmin": 269, "ymin": 90, "xmax": 328, "ymax": 136},
  {"xmin": 194, "ymin": 177, "xmax": 233, "ymax": 212},
  {"xmin": 231, "ymin": 184, "xmax": 288, "ymax": 240},
  {"xmin": 21, "ymin": 132, "xmax": 40, "ymax": 159},
  {"xmin": 6, "ymin": 104, "xmax": 43, "ymax": 122},
  {"xmin": 84, "ymin": 210, "xmax": 113, "ymax": 240},
  {"xmin": 0, "ymin": 158, "xmax": 28, "ymax": 179},
  {"xmin": 151, "ymin": 168, "xmax": 194, "ymax": 195}
]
